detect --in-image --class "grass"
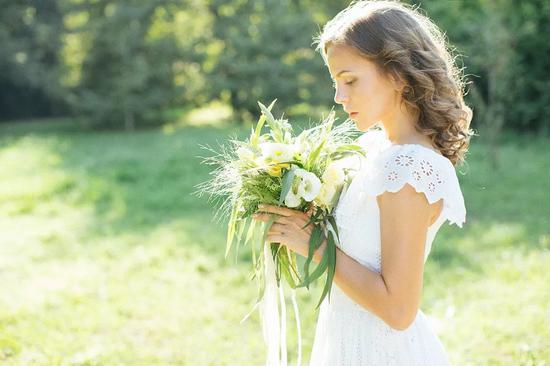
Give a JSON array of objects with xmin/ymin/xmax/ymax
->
[{"xmin": 0, "ymin": 117, "xmax": 548, "ymax": 365}]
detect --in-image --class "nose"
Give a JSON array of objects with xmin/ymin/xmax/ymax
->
[{"xmin": 333, "ymin": 86, "xmax": 348, "ymax": 105}]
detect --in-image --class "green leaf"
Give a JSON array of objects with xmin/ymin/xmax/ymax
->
[
  {"xmin": 254, "ymin": 244, "xmax": 266, "ymax": 304},
  {"xmin": 271, "ymin": 242, "xmax": 282, "ymax": 286},
  {"xmin": 301, "ymin": 224, "xmax": 323, "ymax": 290},
  {"xmin": 288, "ymin": 250, "xmax": 302, "ymax": 283},
  {"xmin": 315, "ymin": 231, "xmax": 337, "ymax": 309},
  {"xmin": 258, "ymin": 100, "xmax": 282, "ymax": 141},
  {"xmin": 278, "ymin": 168, "xmax": 296, "ymax": 205},
  {"xmin": 278, "ymin": 247, "xmax": 298, "ymax": 288},
  {"xmin": 297, "ymin": 242, "xmax": 328, "ymax": 290},
  {"xmin": 236, "ymin": 218, "xmax": 247, "ymax": 244},
  {"xmin": 245, "ymin": 218, "xmax": 257, "ymax": 247},
  {"xmin": 234, "ymin": 218, "xmax": 249, "ymax": 264},
  {"xmin": 225, "ymin": 204, "xmax": 238, "ymax": 259},
  {"xmin": 330, "ymin": 145, "xmax": 365, "ymax": 161},
  {"xmin": 258, "ymin": 100, "xmax": 277, "ymax": 125},
  {"xmin": 327, "ymin": 215, "xmax": 340, "ymax": 238},
  {"xmin": 251, "ymin": 115, "xmax": 266, "ymax": 148},
  {"xmin": 306, "ymin": 139, "xmax": 326, "ymax": 171},
  {"xmin": 252, "ymin": 99, "xmax": 276, "ymax": 147},
  {"xmin": 333, "ymin": 144, "xmax": 365, "ymax": 153},
  {"xmin": 262, "ymin": 215, "xmax": 276, "ymax": 244}
]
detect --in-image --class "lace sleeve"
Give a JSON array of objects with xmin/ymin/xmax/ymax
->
[{"xmin": 361, "ymin": 144, "xmax": 466, "ymax": 227}]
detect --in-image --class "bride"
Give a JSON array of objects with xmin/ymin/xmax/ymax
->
[{"xmin": 254, "ymin": 1, "xmax": 473, "ymax": 364}]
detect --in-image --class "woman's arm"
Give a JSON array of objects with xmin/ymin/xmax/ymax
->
[
  {"xmin": 315, "ymin": 183, "xmax": 441, "ymax": 330},
  {"xmin": 255, "ymin": 183, "xmax": 441, "ymax": 331}
]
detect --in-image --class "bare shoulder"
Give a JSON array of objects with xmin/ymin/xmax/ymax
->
[{"xmin": 377, "ymin": 182, "xmax": 443, "ymax": 227}]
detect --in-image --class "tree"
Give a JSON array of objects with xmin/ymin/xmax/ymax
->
[
  {"xmin": 68, "ymin": 0, "xmax": 183, "ymax": 130},
  {"xmin": 203, "ymin": 0, "xmax": 333, "ymax": 121},
  {"xmin": 418, "ymin": 0, "xmax": 550, "ymax": 134},
  {"xmin": 467, "ymin": 0, "xmax": 515, "ymax": 169},
  {"xmin": 0, "ymin": 0, "xmax": 66, "ymax": 120}
]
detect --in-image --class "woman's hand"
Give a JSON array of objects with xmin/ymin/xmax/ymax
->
[{"xmin": 252, "ymin": 204, "xmax": 326, "ymax": 263}]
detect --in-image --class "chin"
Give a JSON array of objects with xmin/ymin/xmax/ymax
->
[{"xmin": 354, "ymin": 118, "xmax": 378, "ymax": 132}]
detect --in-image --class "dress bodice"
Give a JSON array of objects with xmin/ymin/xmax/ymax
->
[
  {"xmin": 334, "ymin": 129, "xmax": 466, "ymax": 272},
  {"xmin": 326, "ymin": 129, "xmax": 466, "ymax": 313},
  {"xmin": 308, "ymin": 128, "xmax": 464, "ymax": 365}
]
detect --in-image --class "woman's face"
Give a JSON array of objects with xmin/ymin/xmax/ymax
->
[{"xmin": 326, "ymin": 43, "xmax": 401, "ymax": 131}]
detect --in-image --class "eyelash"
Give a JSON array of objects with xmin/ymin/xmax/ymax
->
[{"xmin": 332, "ymin": 80, "xmax": 355, "ymax": 88}]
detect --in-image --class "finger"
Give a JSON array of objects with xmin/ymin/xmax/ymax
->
[
  {"xmin": 273, "ymin": 215, "xmax": 310, "ymax": 231},
  {"xmin": 269, "ymin": 223, "xmax": 288, "ymax": 234},
  {"xmin": 257, "ymin": 204, "xmax": 294, "ymax": 217},
  {"xmin": 273, "ymin": 216, "xmax": 295, "ymax": 225},
  {"xmin": 297, "ymin": 215, "xmax": 313, "ymax": 227},
  {"xmin": 252, "ymin": 213, "xmax": 291, "ymax": 226},
  {"xmin": 252, "ymin": 213, "xmax": 270, "ymax": 222}
]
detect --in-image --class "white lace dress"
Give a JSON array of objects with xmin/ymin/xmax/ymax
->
[{"xmin": 308, "ymin": 129, "xmax": 466, "ymax": 366}]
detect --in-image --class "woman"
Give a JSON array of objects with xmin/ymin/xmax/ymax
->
[{"xmin": 254, "ymin": 1, "xmax": 473, "ymax": 364}]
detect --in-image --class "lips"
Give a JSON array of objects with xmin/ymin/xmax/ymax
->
[{"xmin": 344, "ymin": 108, "xmax": 358, "ymax": 118}]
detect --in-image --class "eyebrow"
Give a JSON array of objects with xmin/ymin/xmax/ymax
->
[
  {"xmin": 337, "ymin": 70, "xmax": 352, "ymax": 77},
  {"xmin": 331, "ymin": 70, "xmax": 353, "ymax": 80}
]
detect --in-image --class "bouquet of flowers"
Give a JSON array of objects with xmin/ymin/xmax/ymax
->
[
  {"xmin": 199, "ymin": 100, "xmax": 364, "ymax": 305},
  {"xmin": 198, "ymin": 100, "xmax": 364, "ymax": 365}
]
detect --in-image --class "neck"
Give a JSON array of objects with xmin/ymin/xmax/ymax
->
[{"xmin": 381, "ymin": 106, "xmax": 432, "ymax": 147}]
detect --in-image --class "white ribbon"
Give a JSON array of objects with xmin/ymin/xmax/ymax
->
[{"xmin": 257, "ymin": 242, "xmax": 303, "ymax": 366}]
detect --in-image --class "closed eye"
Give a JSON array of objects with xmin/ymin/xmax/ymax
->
[{"xmin": 332, "ymin": 80, "xmax": 355, "ymax": 88}]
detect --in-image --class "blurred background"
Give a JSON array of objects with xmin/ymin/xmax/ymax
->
[{"xmin": 0, "ymin": 0, "xmax": 548, "ymax": 365}]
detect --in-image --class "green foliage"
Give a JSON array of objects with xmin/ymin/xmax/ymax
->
[
  {"xmin": 69, "ymin": 1, "xmax": 183, "ymax": 130},
  {"xmin": 0, "ymin": 1, "xmax": 67, "ymax": 120},
  {"xmin": 415, "ymin": 0, "xmax": 550, "ymax": 133},
  {"xmin": 203, "ymin": 0, "xmax": 333, "ymax": 121},
  {"xmin": 1, "ymin": 0, "xmax": 549, "ymax": 133}
]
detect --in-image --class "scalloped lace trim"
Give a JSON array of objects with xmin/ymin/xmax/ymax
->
[{"xmin": 361, "ymin": 144, "xmax": 466, "ymax": 227}]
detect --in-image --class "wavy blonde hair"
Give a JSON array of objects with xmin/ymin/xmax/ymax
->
[{"xmin": 314, "ymin": 0, "xmax": 473, "ymax": 166}]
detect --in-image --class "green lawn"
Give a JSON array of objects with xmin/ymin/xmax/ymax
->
[{"xmin": 0, "ymin": 119, "xmax": 548, "ymax": 365}]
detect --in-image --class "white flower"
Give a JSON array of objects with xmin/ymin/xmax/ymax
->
[
  {"xmin": 282, "ymin": 166, "xmax": 321, "ymax": 207},
  {"xmin": 321, "ymin": 161, "xmax": 346, "ymax": 187},
  {"xmin": 284, "ymin": 186, "xmax": 302, "ymax": 208},
  {"xmin": 315, "ymin": 183, "xmax": 337, "ymax": 209},
  {"xmin": 291, "ymin": 141, "xmax": 308, "ymax": 163},
  {"xmin": 259, "ymin": 142, "xmax": 295, "ymax": 164},
  {"xmin": 294, "ymin": 168, "xmax": 322, "ymax": 202},
  {"xmin": 312, "ymin": 162, "xmax": 347, "ymax": 209}
]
